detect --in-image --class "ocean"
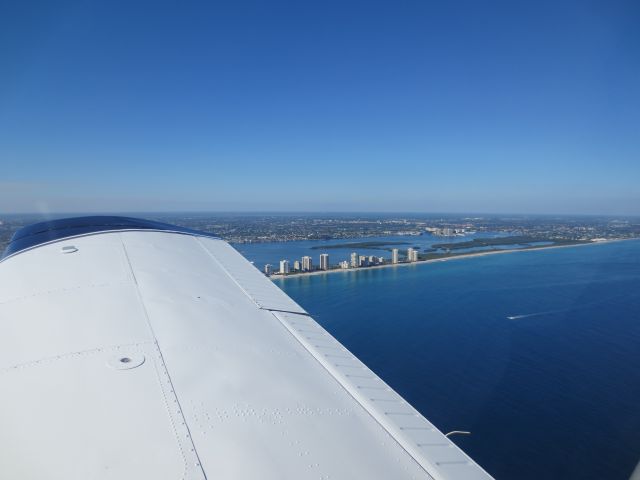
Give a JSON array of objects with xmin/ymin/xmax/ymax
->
[{"xmin": 243, "ymin": 239, "xmax": 640, "ymax": 479}]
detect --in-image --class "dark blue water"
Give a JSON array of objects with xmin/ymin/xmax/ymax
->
[{"xmin": 267, "ymin": 240, "xmax": 640, "ymax": 479}]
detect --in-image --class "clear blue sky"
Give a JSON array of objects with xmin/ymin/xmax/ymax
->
[{"xmin": 1, "ymin": 0, "xmax": 639, "ymax": 214}]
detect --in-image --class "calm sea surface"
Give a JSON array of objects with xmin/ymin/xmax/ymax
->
[{"xmin": 243, "ymin": 239, "xmax": 640, "ymax": 479}]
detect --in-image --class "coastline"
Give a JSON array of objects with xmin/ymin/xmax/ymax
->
[{"xmin": 269, "ymin": 238, "xmax": 635, "ymax": 281}]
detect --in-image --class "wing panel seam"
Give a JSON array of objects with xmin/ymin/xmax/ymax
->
[
  {"xmin": 194, "ymin": 237, "xmax": 264, "ymax": 308},
  {"xmin": 268, "ymin": 310, "xmax": 438, "ymax": 480},
  {"xmin": 120, "ymin": 234, "xmax": 207, "ymax": 480},
  {"xmin": 0, "ymin": 342, "xmax": 153, "ymax": 375}
]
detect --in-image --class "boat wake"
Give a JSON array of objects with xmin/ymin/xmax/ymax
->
[
  {"xmin": 506, "ymin": 292, "xmax": 636, "ymax": 321},
  {"xmin": 507, "ymin": 309, "xmax": 565, "ymax": 320}
]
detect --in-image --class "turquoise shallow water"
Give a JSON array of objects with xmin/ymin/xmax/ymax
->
[{"xmin": 260, "ymin": 240, "xmax": 640, "ymax": 479}]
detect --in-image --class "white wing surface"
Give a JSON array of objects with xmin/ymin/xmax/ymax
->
[{"xmin": 0, "ymin": 219, "xmax": 493, "ymax": 479}]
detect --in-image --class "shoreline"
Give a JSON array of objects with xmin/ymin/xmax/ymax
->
[{"xmin": 269, "ymin": 238, "xmax": 636, "ymax": 281}]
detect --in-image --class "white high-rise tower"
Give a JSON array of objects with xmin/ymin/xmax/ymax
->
[
  {"xmin": 279, "ymin": 260, "xmax": 290, "ymax": 274},
  {"xmin": 319, "ymin": 254, "xmax": 329, "ymax": 270}
]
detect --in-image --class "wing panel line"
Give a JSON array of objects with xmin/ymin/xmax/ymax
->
[
  {"xmin": 270, "ymin": 310, "xmax": 493, "ymax": 480},
  {"xmin": 269, "ymin": 310, "xmax": 439, "ymax": 480},
  {"xmin": 120, "ymin": 234, "xmax": 208, "ymax": 480}
]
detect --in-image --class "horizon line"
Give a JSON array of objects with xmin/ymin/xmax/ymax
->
[{"xmin": 1, "ymin": 210, "xmax": 639, "ymax": 218}]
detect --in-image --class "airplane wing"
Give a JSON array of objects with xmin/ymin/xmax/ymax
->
[{"xmin": 0, "ymin": 216, "xmax": 493, "ymax": 480}]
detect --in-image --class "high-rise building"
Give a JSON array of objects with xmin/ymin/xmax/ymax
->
[
  {"xmin": 378, "ymin": 257, "xmax": 385, "ymax": 264},
  {"xmin": 264, "ymin": 264, "xmax": 272, "ymax": 275},
  {"xmin": 391, "ymin": 248, "xmax": 399, "ymax": 264},
  {"xmin": 339, "ymin": 260, "xmax": 349, "ymax": 269},
  {"xmin": 293, "ymin": 260, "xmax": 301, "ymax": 271},
  {"xmin": 410, "ymin": 249, "xmax": 419, "ymax": 262},
  {"xmin": 350, "ymin": 252, "xmax": 358, "ymax": 268},
  {"xmin": 407, "ymin": 248, "xmax": 415, "ymax": 262},
  {"xmin": 302, "ymin": 256, "xmax": 313, "ymax": 272},
  {"xmin": 319, "ymin": 253, "xmax": 329, "ymax": 270},
  {"xmin": 359, "ymin": 255, "xmax": 368, "ymax": 267},
  {"xmin": 279, "ymin": 260, "xmax": 289, "ymax": 274},
  {"xmin": 368, "ymin": 255, "xmax": 377, "ymax": 266}
]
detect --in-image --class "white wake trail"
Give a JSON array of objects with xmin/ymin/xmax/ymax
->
[
  {"xmin": 507, "ymin": 309, "xmax": 564, "ymax": 320},
  {"xmin": 507, "ymin": 293, "xmax": 635, "ymax": 321}
]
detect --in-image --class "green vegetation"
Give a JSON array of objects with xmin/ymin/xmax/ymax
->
[
  {"xmin": 418, "ymin": 238, "xmax": 589, "ymax": 261},
  {"xmin": 432, "ymin": 236, "xmax": 562, "ymax": 251}
]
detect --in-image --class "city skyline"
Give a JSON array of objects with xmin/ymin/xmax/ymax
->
[
  {"xmin": 2, "ymin": 1, "xmax": 639, "ymax": 215},
  {"xmin": 273, "ymin": 250, "xmax": 395, "ymax": 276}
]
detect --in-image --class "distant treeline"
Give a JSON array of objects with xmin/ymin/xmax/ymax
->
[{"xmin": 431, "ymin": 236, "xmax": 585, "ymax": 251}]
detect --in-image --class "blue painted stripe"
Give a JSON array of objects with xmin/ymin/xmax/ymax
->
[{"xmin": 2, "ymin": 216, "xmax": 218, "ymax": 259}]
